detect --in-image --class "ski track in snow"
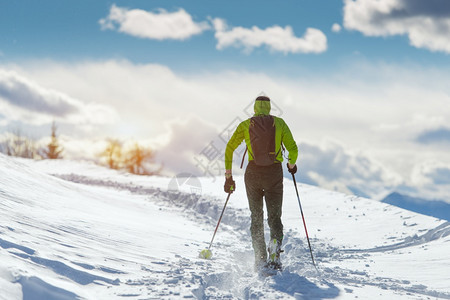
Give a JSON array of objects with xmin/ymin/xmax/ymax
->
[{"xmin": 0, "ymin": 156, "xmax": 449, "ymax": 299}]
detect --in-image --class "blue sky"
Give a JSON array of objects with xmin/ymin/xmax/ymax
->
[
  {"xmin": 2, "ymin": 0, "xmax": 448, "ymax": 72},
  {"xmin": 1, "ymin": 0, "xmax": 450, "ymax": 202}
]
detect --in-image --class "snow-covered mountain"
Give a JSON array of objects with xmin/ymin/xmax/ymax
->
[
  {"xmin": 382, "ymin": 192, "xmax": 450, "ymax": 222},
  {"xmin": 0, "ymin": 154, "xmax": 449, "ymax": 299}
]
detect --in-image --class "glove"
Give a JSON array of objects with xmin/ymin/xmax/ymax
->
[
  {"xmin": 287, "ymin": 163, "xmax": 297, "ymax": 175},
  {"xmin": 224, "ymin": 176, "xmax": 236, "ymax": 193}
]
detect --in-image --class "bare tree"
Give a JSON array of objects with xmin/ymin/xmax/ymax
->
[
  {"xmin": 100, "ymin": 138, "xmax": 122, "ymax": 169},
  {"xmin": 98, "ymin": 139, "xmax": 162, "ymax": 175},
  {"xmin": 123, "ymin": 143, "xmax": 161, "ymax": 175},
  {"xmin": 2, "ymin": 129, "xmax": 37, "ymax": 159}
]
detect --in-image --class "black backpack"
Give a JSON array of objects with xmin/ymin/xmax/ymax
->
[{"xmin": 249, "ymin": 115, "xmax": 276, "ymax": 166}]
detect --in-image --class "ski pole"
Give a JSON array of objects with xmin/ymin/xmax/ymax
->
[
  {"xmin": 208, "ymin": 192, "xmax": 231, "ymax": 249},
  {"xmin": 291, "ymin": 173, "xmax": 318, "ymax": 270},
  {"xmin": 200, "ymin": 192, "xmax": 231, "ymax": 259}
]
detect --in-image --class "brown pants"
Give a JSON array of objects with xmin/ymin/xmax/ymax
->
[{"xmin": 244, "ymin": 161, "xmax": 283, "ymax": 264}]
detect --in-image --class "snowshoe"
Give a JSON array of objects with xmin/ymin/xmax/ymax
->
[{"xmin": 267, "ymin": 239, "xmax": 283, "ymax": 271}]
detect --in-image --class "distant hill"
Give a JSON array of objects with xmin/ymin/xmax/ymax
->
[{"xmin": 382, "ymin": 192, "xmax": 450, "ymax": 221}]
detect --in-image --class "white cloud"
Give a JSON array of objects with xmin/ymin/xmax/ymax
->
[
  {"xmin": 2, "ymin": 60, "xmax": 289, "ymax": 140},
  {"xmin": 412, "ymin": 161, "xmax": 450, "ymax": 185},
  {"xmin": 99, "ymin": 5, "xmax": 328, "ymax": 54},
  {"xmin": 343, "ymin": 0, "xmax": 450, "ymax": 53},
  {"xmin": 154, "ymin": 117, "xmax": 220, "ymax": 176},
  {"xmin": 297, "ymin": 139, "xmax": 403, "ymax": 198},
  {"xmin": 0, "ymin": 69, "xmax": 118, "ymax": 126},
  {"xmin": 401, "ymin": 160, "xmax": 450, "ymax": 201},
  {"xmin": 3, "ymin": 59, "xmax": 450, "ymax": 201},
  {"xmin": 212, "ymin": 18, "xmax": 327, "ymax": 54},
  {"xmin": 99, "ymin": 5, "xmax": 210, "ymax": 40},
  {"xmin": 332, "ymin": 23, "xmax": 342, "ymax": 33},
  {"xmin": 0, "ymin": 70, "xmax": 79, "ymax": 116},
  {"xmin": 5, "ymin": 59, "xmax": 450, "ymax": 152}
]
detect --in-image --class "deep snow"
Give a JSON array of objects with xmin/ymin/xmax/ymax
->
[{"xmin": 0, "ymin": 154, "xmax": 449, "ymax": 299}]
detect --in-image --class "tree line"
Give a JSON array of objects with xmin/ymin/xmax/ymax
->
[
  {"xmin": 0, "ymin": 122, "xmax": 62, "ymax": 160},
  {"xmin": 0, "ymin": 122, "xmax": 161, "ymax": 176}
]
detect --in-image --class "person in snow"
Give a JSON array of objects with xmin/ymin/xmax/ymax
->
[{"xmin": 224, "ymin": 95, "xmax": 298, "ymax": 271}]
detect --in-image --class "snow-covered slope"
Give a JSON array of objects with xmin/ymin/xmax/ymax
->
[{"xmin": 0, "ymin": 154, "xmax": 449, "ymax": 299}]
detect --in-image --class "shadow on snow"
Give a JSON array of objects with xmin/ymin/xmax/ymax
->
[{"xmin": 270, "ymin": 272, "xmax": 340, "ymax": 299}]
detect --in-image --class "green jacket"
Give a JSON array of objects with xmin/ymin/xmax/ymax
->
[{"xmin": 225, "ymin": 99, "xmax": 298, "ymax": 170}]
